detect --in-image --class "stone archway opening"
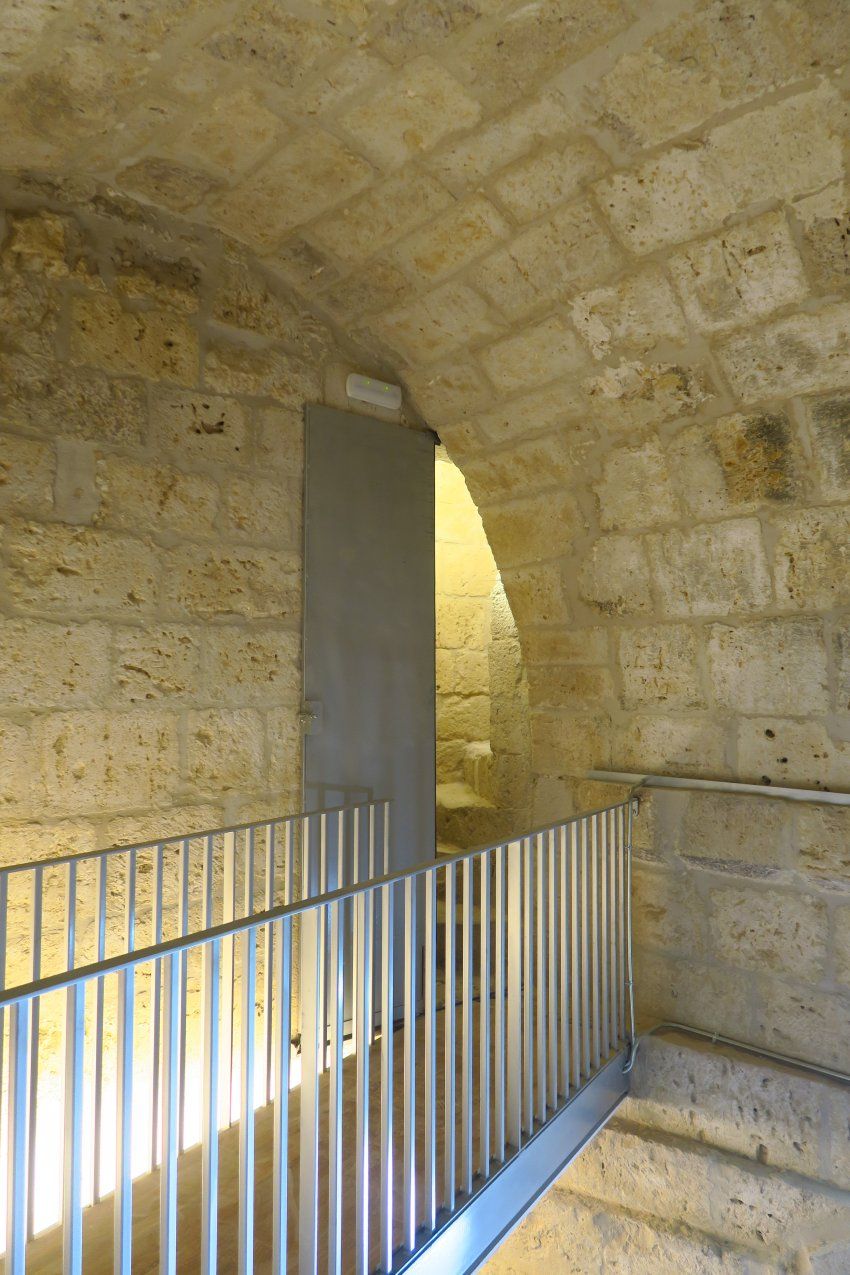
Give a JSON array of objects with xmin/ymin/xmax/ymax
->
[{"xmin": 435, "ymin": 446, "xmax": 531, "ymax": 851}]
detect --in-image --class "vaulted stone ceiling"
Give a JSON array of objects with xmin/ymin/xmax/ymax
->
[{"xmin": 3, "ymin": 0, "xmax": 850, "ymax": 795}]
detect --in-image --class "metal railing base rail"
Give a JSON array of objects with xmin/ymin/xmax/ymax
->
[{"xmin": 394, "ymin": 1049, "xmax": 630, "ymax": 1275}]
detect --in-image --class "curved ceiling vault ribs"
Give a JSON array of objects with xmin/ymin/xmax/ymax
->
[{"xmin": 2, "ymin": 0, "xmax": 850, "ymax": 639}]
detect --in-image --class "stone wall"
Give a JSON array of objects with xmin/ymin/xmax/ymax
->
[{"xmin": 0, "ymin": 173, "xmax": 400, "ymax": 870}]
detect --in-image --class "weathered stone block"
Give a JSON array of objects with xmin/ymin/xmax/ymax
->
[
  {"xmin": 648, "ymin": 519, "xmax": 772, "ymax": 617},
  {"xmin": 70, "ymin": 293, "xmax": 198, "ymax": 384},
  {"xmin": 173, "ymin": 87, "xmax": 286, "ymax": 180},
  {"xmin": 203, "ymin": 626, "xmax": 300, "ymax": 707},
  {"xmin": 212, "ymin": 254, "xmax": 305, "ymax": 344},
  {"xmin": 680, "ymin": 791, "xmax": 788, "ymax": 870},
  {"xmin": 150, "ymin": 387, "xmax": 249, "ymax": 466},
  {"xmin": 836, "ymin": 906, "xmax": 850, "ymax": 991},
  {"xmin": 343, "ymin": 56, "xmax": 481, "ymax": 167},
  {"xmin": 585, "ymin": 360, "xmax": 713, "ymax": 433},
  {"xmin": 669, "ymin": 411, "xmax": 801, "ymax": 519},
  {"xmin": 435, "ymin": 541, "xmax": 495, "ymax": 596},
  {"xmin": 578, "ymin": 534, "xmax": 652, "ymax": 617},
  {"xmin": 162, "ymin": 544, "xmax": 299, "ymax": 621},
  {"xmin": 267, "ymin": 705, "xmax": 301, "ymax": 794},
  {"xmin": 633, "ymin": 862, "xmax": 706, "ymax": 953},
  {"xmin": 708, "ymin": 618, "xmax": 828, "ymax": 717},
  {"xmin": 502, "ymin": 564, "xmax": 571, "ymax": 628},
  {"xmin": 436, "ymin": 649, "xmax": 489, "ymax": 697},
  {"xmin": 618, "ymin": 624, "xmax": 703, "ymax": 709},
  {"xmin": 394, "ymin": 194, "xmax": 508, "ymax": 286},
  {"xmin": 498, "ymin": 199, "xmax": 624, "ymax": 310},
  {"xmin": 571, "ymin": 266, "xmax": 687, "ymax": 359},
  {"xmin": 311, "ymin": 171, "xmax": 452, "ymax": 266},
  {"xmin": 754, "ymin": 979, "xmax": 850, "ymax": 1072},
  {"xmin": 483, "ymin": 490, "xmax": 582, "ymax": 570},
  {"xmin": 669, "ymin": 210, "xmax": 808, "ymax": 334},
  {"xmin": 594, "ymin": 437, "xmax": 679, "ymax": 532},
  {"xmin": 706, "ymin": 84, "xmax": 846, "ymax": 208},
  {"xmin": 523, "ymin": 627, "xmax": 607, "ymax": 666},
  {"xmin": 370, "ymin": 282, "xmax": 500, "ymax": 365},
  {"xmin": 37, "ymin": 710, "xmax": 179, "ymax": 815},
  {"xmin": 738, "ymin": 718, "xmax": 840, "ymax": 789},
  {"xmin": 0, "ymin": 720, "xmax": 33, "ymax": 814},
  {"xmin": 614, "ymin": 714, "xmax": 729, "ymax": 777},
  {"xmin": 531, "ymin": 710, "xmax": 609, "ymax": 775},
  {"xmin": 596, "ymin": 146, "xmax": 734, "ymax": 253},
  {"xmin": 709, "ymin": 884, "xmax": 827, "ymax": 980},
  {"xmin": 481, "ymin": 316, "xmax": 590, "ymax": 397},
  {"xmin": 221, "ymin": 475, "xmax": 300, "ymax": 546},
  {"xmin": 717, "ymin": 303, "xmax": 850, "ymax": 402},
  {"xmin": 428, "ymin": 89, "xmax": 567, "ymax": 189},
  {"xmin": 95, "ymin": 455, "xmax": 219, "ymax": 536},
  {"xmin": 527, "ymin": 664, "xmax": 612, "ymax": 710},
  {"xmin": 805, "ymin": 393, "xmax": 850, "ymax": 502},
  {"xmin": 792, "ymin": 181, "xmax": 850, "ymax": 293},
  {"xmin": 492, "ymin": 136, "xmax": 609, "ymax": 222},
  {"xmin": 0, "ymin": 619, "xmax": 109, "ymax": 709},
  {"xmin": 112, "ymin": 625, "xmax": 201, "ymax": 704},
  {"xmin": 119, "ymin": 157, "xmax": 220, "ymax": 214},
  {"xmin": 3, "ymin": 211, "xmax": 68, "ymax": 277},
  {"xmin": 471, "ymin": 382, "xmax": 588, "ymax": 447},
  {"xmin": 797, "ymin": 807, "xmax": 850, "ymax": 884},
  {"xmin": 436, "ymin": 596, "xmax": 489, "ymax": 649},
  {"xmin": 774, "ymin": 507, "xmax": 850, "ymax": 610},
  {"xmin": 3, "ymin": 363, "xmax": 147, "ymax": 446},
  {"xmin": 405, "ymin": 358, "xmax": 493, "ymax": 427},
  {"xmin": 438, "ymin": 694, "xmax": 490, "ymax": 741},
  {"xmin": 187, "ymin": 708, "xmax": 265, "ymax": 794},
  {"xmin": 6, "ymin": 522, "xmax": 159, "ymax": 618},
  {"xmin": 636, "ymin": 950, "xmax": 759, "ymax": 1044},
  {"xmin": 834, "ymin": 623, "xmax": 850, "ymax": 713},
  {"xmin": 254, "ymin": 407, "xmax": 304, "ymax": 477},
  {"xmin": 203, "ymin": 341, "xmax": 321, "ymax": 405},
  {"xmin": 0, "ymin": 431, "xmax": 54, "ymax": 515}
]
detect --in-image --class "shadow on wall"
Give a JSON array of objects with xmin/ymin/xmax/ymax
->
[{"xmin": 435, "ymin": 448, "xmax": 531, "ymax": 849}]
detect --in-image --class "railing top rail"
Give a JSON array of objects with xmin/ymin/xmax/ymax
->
[
  {"xmin": 0, "ymin": 796, "xmax": 631, "ymax": 1009},
  {"xmin": 588, "ymin": 769, "xmax": 850, "ymax": 808},
  {"xmin": 0, "ymin": 797, "xmax": 389, "ymax": 878}
]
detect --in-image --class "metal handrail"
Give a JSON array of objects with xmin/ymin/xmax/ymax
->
[
  {"xmin": 0, "ymin": 799, "xmax": 635, "ymax": 1275},
  {"xmin": 588, "ymin": 769, "xmax": 850, "ymax": 806}
]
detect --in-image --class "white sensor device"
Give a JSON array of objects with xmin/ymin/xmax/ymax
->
[{"xmin": 346, "ymin": 373, "xmax": 403, "ymax": 411}]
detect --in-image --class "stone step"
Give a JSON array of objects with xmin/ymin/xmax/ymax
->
[
  {"xmin": 625, "ymin": 1029, "xmax": 850, "ymax": 1193},
  {"xmin": 558, "ymin": 1116, "xmax": 850, "ymax": 1263}
]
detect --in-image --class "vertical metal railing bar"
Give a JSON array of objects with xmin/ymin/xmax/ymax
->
[
  {"xmin": 443, "ymin": 860, "xmax": 456, "ymax": 1213},
  {"xmin": 354, "ymin": 888, "xmax": 373, "ymax": 1275},
  {"xmin": 461, "ymin": 858, "xmax": 473, "ymax": 1198},
  {"xmin": 506, "ymin": 840, "xmax": 521, "ymax": 1152},
  {"xmin": 62, "ymin": 980, "xmax": 85, "ymax": 1275},
  {"xmin": 239, "ymin": 928, "xmax": 257, "ymax": 1275},
  {"xmin": 478, "ymin": 851, "xmax": 491, "ymax": 1180},
  {"xmin": 590, "ymin": 816, "xmax": 601, "ymax": 1072},
  {"xmin": 264, "ymin": 825, "xmax": 276, "ymax": 1105},
  {"xmin": 579, "ymin": 821, "xmax": 590, "ymax": 1081},
  {"xmin": 380, "ymin": 883, "xmax": 394, "ymax": 1273},
  {"xmin": 221, "ymin": 831, "xmax": 236, "ymax": 1129},
  {"xmin": 6, "ymin": 999, "xmax": 30, "ymax": 1275},
  {"xmin": 26, "ymin": 862, "xmax": 43, "ymax": 1240},
  {"xmin": 93, "ymin": 855, "xmax": 108, "ymax": 1201},
  {"xmin": 611, "ymin": 810, "xmax": 619, "ymax": 1050},
  {"xmin": 402, "ymin": 877, "xmax": 417, "ymax": 1253},
  {"xmin": 201, "ymin": 937, "xmax": 220, "ymax": 1275},
  {"xmin": 318, "ymin": 814, "xmax": 328, "ymax": 1076},
  {"xmin": 547, "ymin": 829, "xmax": 558, "ymax": 1111},
  {"xmin": 271, "ymin": 917, "xmax": 291, "ymax": 1275},
  {"xmin": 150, "ymin": 843, "xmax": 164, "ymax": 1170},
  {"xmin": 367, "ymin": 807, "xmax": 376, "ymax": 1049},
  {"xmin": 160, "ymin": 952, "xmax": 180, "ymax": 1275},
  {"xmin": 535, "ymin": 834, "xmax": 546, "ymax": 1126},
  {"xmin": 559, "ymin": 826, "xmax": 569, "ymax": 1098},
  {"xmin": 328, "ymin": 899, "xmax": 344, "ymax": 1275},
  {"xmin": 621, "ymin": 805, "xmax": 629, "ymax": 1045},
  {"xmin": 493, "ymin": 844, "xmax": 506, "ymax": 1165},
  {"xmin": 114, "ymin": 848, "xmax": 136, "ymax": 1275},
  {"xmin": 625, "ymin": 799, "xmax": 636, "ymax": 1059},
  {"xmin": 599, "ymin": 812, "xmax": 610, "ymax": 1062},
  {"xmin": 423, "ymin": 869, "xmax": 437, "ymax": 1233},
  {"xmin": 299, "ymin": 824, "xmax": 320, "ymax": 1275},
  {"xmin": 178, "ymin": 839, "xmax": 190, "ymax": 1155},
  {"xmin": 521, "ymin": 838, "xmax": 533, "ymax": 1137},
  {"xmin": 114, "ymin": 964, "xmax": 134, "ymax": 1275},
  {"xmin": 62, "ymin": 857, "xmax": 84, "ymax": 1275}
]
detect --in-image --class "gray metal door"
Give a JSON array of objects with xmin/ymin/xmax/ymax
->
[{"xmin": 302, "ymin": 404, "xmax": 436, "ymax": 883}]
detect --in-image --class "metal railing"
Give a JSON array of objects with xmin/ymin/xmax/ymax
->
[{"xmin": 0, "ymin": 797, "xmax": 634, "ymax": 1275}]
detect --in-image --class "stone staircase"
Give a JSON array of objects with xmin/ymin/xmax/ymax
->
[
  {"xmin": 485, "ymin": 1029, "xmax": 850, "ymax": 1274},
  {"xmin": 436, "ymin": 740, "xmax": 525, "ymax": 851}
]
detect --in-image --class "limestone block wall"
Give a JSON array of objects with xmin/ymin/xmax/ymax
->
[{"xmin": 0, "ymin": 173, "xmax": 389, "ymax": 870}]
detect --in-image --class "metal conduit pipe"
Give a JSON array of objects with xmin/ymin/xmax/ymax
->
[{"xmin": 640, "ymin": 1022, "xmax": 850, "ymax": 1088}]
